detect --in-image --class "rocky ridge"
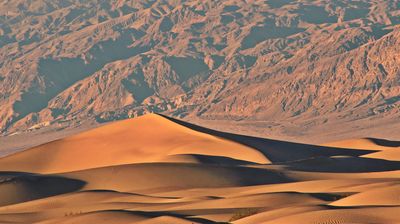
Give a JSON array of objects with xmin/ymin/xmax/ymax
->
[{"xmin": 0, "ymin": 0, "xmax": 399, "ymax": 135}]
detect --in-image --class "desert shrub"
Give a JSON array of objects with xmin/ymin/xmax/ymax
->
[
  {"xmin": 229, "ymin": 208, "xmax": 259, "ymax": 222},
  {"xmin": 64, "ymin": 211, "xmax": 82, "ymax": 216}
]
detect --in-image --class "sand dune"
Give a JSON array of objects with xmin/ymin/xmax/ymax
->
[
  {"xmin": 63, "ymin": 163, "xmax": 291, "ymax": 193},
  {"xmin": 0, "ymin": 114, "xmax": 268, "ymax": 174},
  {"xmin": 0, "ymin": 114, "xmax": 399, "ymax": 223}
]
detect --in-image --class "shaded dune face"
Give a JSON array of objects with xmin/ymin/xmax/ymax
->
[
  {"xmin": 0, "ymin": 172, "xmax": 85, "ymax": 207},
  {"xmin": 0, "ymin": 114, "xmax": 399, "ymax": 224},
  {"xmin": 160, "ymin": 115, "xmax": 376, "ymax": 162}
]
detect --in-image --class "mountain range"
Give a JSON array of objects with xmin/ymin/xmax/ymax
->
[{"xmin": 0, "ymin": 0, "xmax": 399, "ymax": 137}]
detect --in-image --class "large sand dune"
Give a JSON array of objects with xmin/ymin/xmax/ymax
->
[{"xmin": 0, "ymin": 114, "xmax": 399, "ymax": 223}]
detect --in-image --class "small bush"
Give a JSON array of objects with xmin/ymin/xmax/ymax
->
[{"xmin": 229, "ymin": 208, "xmax": 259, "ymax": 222}]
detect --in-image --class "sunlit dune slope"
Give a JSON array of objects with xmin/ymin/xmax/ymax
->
[
  {"xmin": 330, "ymin": 184, "xmax": 400, "ymax": 206},
  {"xmin": 257, "ymin": 207, "xmax": 400, "ymax": 224}
]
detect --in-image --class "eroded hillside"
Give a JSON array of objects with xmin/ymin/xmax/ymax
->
[{"xmin": 0, "ymin": 0, "xmax": 399, "ymax": 134}]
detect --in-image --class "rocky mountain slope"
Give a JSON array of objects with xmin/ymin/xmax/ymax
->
[{"xmin": 0, "ymin": 0, "xmax": 399, "ymax": 135}]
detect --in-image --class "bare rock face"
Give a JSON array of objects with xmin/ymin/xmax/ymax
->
[{"xmin": 0, "ymin": 0, "xmax": 399, "ymax": 134}]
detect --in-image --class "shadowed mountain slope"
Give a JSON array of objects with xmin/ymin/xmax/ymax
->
[{"xmin": 0, "ymin": 0, "xmax": 399, "ymax": 139}]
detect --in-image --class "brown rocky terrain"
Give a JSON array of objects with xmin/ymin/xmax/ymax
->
[{"xmin": 0, "ymin": 0, "xmax": 399, "ymax": 138}]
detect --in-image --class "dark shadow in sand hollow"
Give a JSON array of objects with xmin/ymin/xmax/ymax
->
[
  {"xmin": 367, "ymin": 138, "xmax": 400, "ymax": 147},
  {"xmin": 282, "ymin": 156, "xmax": 400, "ymax": 173},
  {"xmin": 0, "ymin": 172, "xmax": 85, "ymax": 206},
  {"xmin": 172, "ymin": 154, "xmax": 259, "ymax": 166}
]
